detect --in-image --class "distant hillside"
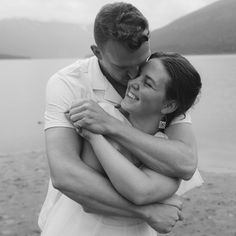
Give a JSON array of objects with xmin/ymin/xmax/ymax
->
[
  {"xmin": 1, "ymin": 0, "xmax": 235, "ymax": 58},
  {"xmin": 0, "ymin": 19, "xmax": 93, "ymax": 58},
  {"xmin": 0, "ymin": 54, "xmax": 30, "ymax": 59},
  {"xmin": 150, "ymin": 0, "xmax": 236, "ymax": 55}
]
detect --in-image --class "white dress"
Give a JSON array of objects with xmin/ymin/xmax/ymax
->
[{"xmin": 39, "ymin": 103, "xmax": 203, "ymax": 236}]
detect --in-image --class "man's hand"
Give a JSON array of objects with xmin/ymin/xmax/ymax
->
[
  {"xmin": 160, "ymin": 195, "xmax": 183, "ymax": 209},
  {"xmin": 142, "ymin": 203, "xmax": 183, "ymax": 234},
  {"xmin": 77, "ymin": 197, "xmax": 183, "ymax": 234},
  {"xmin": 69, "ymin": 99, "xmax": 114, "ymax": 134}
]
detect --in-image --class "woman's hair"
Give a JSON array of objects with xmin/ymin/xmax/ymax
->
[
  {"xmin": 149, "ymin": 52, "xmax": 202, "ymax": 126},
  {"xmin": 94, "ymin": 2, "xmax": 149, "ymax": 50}
]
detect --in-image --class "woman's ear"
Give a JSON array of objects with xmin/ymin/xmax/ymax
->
[
  {"xmin": 161, "ymin": 100, "xmax": 178, "ymax": 115},
  {"xmin": 90, "ymin": 45, "xmax": 102, "ymax": 60}
]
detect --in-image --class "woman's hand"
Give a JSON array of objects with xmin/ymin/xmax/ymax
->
[
  {"xmin": 65, "ymin": 109, "xmax": 100, "ymax": 142},
  {"xmin": 68, "ymin": 99, "xmax": 116, "ymax": 135},
  {"xmin": 75, "ymin": 127, "xmax": 99, "ymax": 142}
]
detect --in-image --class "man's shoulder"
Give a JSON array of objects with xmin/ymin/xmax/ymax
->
[
  {"xmin": 59, "ymin": 56, "xmax": 95, "ymax": 75},
  {"xmin": 44, "ymin": 57, "xmax": 98, "ymax": 130},
  {"xmin": 48, "ymin": 56, "xmax": 97, "ymax": 88}
]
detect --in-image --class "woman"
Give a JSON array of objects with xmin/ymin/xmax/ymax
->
[{"xmin": 41, "ymin": 52, "xmax": 203, "ymax": 236}]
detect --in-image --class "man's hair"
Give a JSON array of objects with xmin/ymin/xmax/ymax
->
[
  {"xmin": 150, "ymin": 52, "xmax": 202, "ymax": 126},
  {"xmin": 94, "ymin": 2, "xmax": 149, "ymax": 50}
]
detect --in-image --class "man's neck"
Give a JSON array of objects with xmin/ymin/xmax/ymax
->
[{"xmin": 98, "ymin": 61, "xmax": 127, "ymax": 98}]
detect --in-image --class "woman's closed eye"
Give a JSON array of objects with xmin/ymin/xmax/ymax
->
[{"xmin": 144, "ymin": 78, "xmax": 153, "ymax": 88}]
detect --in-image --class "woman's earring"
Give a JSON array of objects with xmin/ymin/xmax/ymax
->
[
  {"xmin": 159, "ymin": 116, "xmax": 167, "ymax": 130},
  {"xmin": 159, "ymin": 121, "xmax": 166, "ymax": 130}
]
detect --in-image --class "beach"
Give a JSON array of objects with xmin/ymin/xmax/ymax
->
[{"xmin": 0, "ymin": 150, "xmax": 235, "ymax": 236}]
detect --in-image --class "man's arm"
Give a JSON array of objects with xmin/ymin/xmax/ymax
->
[
  {"xmin": 69, "ymin": 100, "xmax": 198, "ymax": 180},
  {"xmin": 108, "ymin": 121, "xmax": 198, "ymax": 180},
  {"xmin": 46, "ymin": 126, "xmax": 140, "ymax": 217},
  {"xmin": 45, "ymin": 126, "xmax": 183, "ymax": 233}
]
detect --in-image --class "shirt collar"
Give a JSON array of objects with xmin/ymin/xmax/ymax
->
[
  {"xmin": 88, "ymin": 56, "xmax": 122, "ymax": 105},
  {"xmin": 88, "ymin": 56, "xmax": 107, "ymax": 90}
]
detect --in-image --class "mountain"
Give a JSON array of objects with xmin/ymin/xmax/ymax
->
[
  {"xmin": 0, "ymin": 54, "xmax": 30, "ymax": 59},
  {"xmin": 0, "ymin": 19, "xmax": 94, "ymax": 58},
  {"xmin": 1, "ymin": 0, "xmax": 235, "ymax": 58},
  {"xmin": 150, "ymin": 0, "xmax": 236, "ymax": 55}
]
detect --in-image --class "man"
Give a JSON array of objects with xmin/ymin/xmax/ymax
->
[{"xmin": 39, "ymin": 2, "xmax": 198, "ymax": 234}]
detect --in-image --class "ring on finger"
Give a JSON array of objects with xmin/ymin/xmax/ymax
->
[{"xmin": 75, "ymin": 121, "xmax": 81, "ymax": 127}]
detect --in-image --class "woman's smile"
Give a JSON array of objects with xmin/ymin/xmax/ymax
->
[{"xmin": 126, "ymin": 90, "xmax": 139, "ymax": 101}]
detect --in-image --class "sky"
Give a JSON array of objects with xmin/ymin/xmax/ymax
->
[{"xmin": 0, "ymin": 0, "xmax": 219, "ymax": 29}]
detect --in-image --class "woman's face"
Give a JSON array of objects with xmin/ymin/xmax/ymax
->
[{"xmin": 121, "ymin": 58, "xmax": 170, "ymax": 117}]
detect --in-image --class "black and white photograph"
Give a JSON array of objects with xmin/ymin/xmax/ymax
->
[{"xmin": 0, "ymin": 0, "xmax": 235, "ymax": 235}]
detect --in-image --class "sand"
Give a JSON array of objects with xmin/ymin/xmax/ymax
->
[{"xmin": 0, "ymin": 150, "xmax": 235, "ymax": 236}]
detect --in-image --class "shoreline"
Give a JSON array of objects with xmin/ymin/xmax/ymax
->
[{"xmin": 0, "ymin": 151, "xmax": 235, "ymax": 236}]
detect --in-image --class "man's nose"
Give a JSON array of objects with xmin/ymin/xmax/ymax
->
[
  {"xmin": 129, "ymin": 78, "xmax": 140, "ymax": 90},
  {"xmin": 127, "ymin": 67, "xmax": 139, "ymax": 79}
]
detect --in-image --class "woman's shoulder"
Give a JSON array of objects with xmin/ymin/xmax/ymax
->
[
  {"xmin": 170, "ymin": 112, "xmax": 192, "ymax": 126},
  {"xmin": 98, "ymin": 102, "xmax": 131, "ymax": 124},
  {"xmin": 154, "ymin": 131, "xmax": 168, "ymax": 139}
]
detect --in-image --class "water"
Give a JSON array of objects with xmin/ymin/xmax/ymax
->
[
  {"xmin": 0, "ymin": 58, "xmax": 75, "ymax": 154},
  {"xmin": 187, "ymin": 54, "xmax": 236, "ymax": 173},
  {"xmin": 0, "ymin": 55, "xmax": 236, "ymax": 172}
]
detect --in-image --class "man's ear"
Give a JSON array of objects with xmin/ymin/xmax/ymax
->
[
  {"xmin": 161, "ymin": 100, "xmax": 178, "ymax": 115},
  {"xmin": 90, "ymin": 45, "xmax": 102, "ymax": 60}
]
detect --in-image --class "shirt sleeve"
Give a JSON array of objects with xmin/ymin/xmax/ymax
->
[
  {"xmin": 169, "ymin": 111, "xmax": 192, "ymax": 126},
  {"xmin": 44, "ymin": 74, "xmax": 86, "ymax": 130}
]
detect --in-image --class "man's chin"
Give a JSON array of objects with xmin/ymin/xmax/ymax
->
[
  {"xmin": 112, "ymin": 76, "xmax": 129, "ymax": 85},
  {"xmin": 118, "ymin": 79, "xmax": 129, "ymax": 86}
]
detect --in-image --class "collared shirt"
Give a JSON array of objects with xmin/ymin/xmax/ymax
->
[
  {"xmin": 41, "ymin": 56, "xmax": 125, "ymax": 230},
  {"xmin": 44, "ymin": 56, "xmax": 122, "ymax": 130}
]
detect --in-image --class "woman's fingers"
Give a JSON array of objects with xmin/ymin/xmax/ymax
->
[
  {"xmin": 69, "ymin": 105, "xmax": 86, "ymax": 116},
  {"xmin": 70, "ymin": 112, "xmax": 84, "ymax": 122}
]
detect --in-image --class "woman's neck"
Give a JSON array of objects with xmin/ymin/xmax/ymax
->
[{"xmin": 129, "ymin": 113, "xmax": 163, "ymax": 135}]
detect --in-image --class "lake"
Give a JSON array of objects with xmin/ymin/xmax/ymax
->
[
  {"xmin": 0, "ymin": 55, "xmax": 236, "ymax": 173},
  {"xmin": 0, "ymin": 58, "xmax": 75, "ymax": 154}
]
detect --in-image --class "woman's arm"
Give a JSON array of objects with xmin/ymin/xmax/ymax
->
[{"xmin": 87, "ymin": 132, "xmax": 180, "ymax": 205}]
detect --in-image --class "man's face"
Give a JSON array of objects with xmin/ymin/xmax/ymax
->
[{"xmin": 99, "ymin": 39, "xmax": 151, "ymax": 86}]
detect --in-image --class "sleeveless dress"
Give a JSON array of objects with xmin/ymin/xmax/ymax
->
[{"xmin": 39, "ymin": 102, "xmax": 203, "ymax": 236}]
